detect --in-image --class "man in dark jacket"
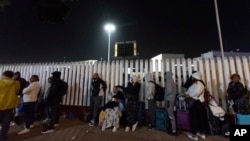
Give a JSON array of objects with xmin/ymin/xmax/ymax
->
[
  {"xmin": 89, "ymin": 73, "xmax": 107, "ymax": 126},
  {"xmin": 41, "ymin": 71, "xmax": 65, "ymax": 134}
]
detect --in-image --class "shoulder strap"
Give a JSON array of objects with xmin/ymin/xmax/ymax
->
[
  {"xmin": 197, "ymin": 88, "xmax": 205, "ymax": 98},
  {"xmin": 149, "ymin": 80, "xmax": 155, "ymax": 84}
]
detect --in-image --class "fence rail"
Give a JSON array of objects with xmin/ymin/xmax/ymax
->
[{"xmin": 1, "ymin": 56, "xmax": 250, "ymax": 110}]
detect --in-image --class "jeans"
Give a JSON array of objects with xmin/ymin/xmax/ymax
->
[
  {"xmin": 90, "ymin": 96, "xmax": 103, "ymax": 124},
  {"xmin": 166, "ymin": 100, "xmax": 176, "ymax": 132},
  {"xmin": 44, "ymin": 105, "xmax": 51, "ymax": 120},
  {"xmin": 23, "ymin": 102, "xmax": 37, "ymax": 129},
  {"xmin": 0, "ymin": 108, "xmax": 14, "ymax": 141},
  {"xmin": 15, "ymin": 98, "xmax": 24, "ymax": 117}
]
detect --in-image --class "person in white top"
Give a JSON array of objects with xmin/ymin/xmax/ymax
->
[
  {"xmin": 17, "ymin": 75, "xmax": 41, "ymax": 135},
  {"xmin": 185, "ymin": 71, "xmax": 208, "ymax": 141}
]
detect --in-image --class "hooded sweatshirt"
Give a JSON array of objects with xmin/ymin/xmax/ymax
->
[
  {"xmin": 164, "ymin": 72, "xmax": 177, "ymax": 101},
  {"xmin": 145, "ymin": 72, "xmax": 155, "ymax": 100},
  {"xmin": 0, "ymin": 78, "xmax": 20, "ymax": 110}
]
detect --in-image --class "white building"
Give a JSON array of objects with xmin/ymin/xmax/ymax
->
[
  {"xmin": 201, "ymin": 50, "xmax": 250, "ymax": 59},
  {"xmin": 151, "ymin": 53, "xmax": 185, "ymax": 72}
]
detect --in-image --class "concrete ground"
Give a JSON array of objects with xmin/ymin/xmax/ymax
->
[{"xmin": 7, "ymin": 117, "xmax": 230, "ymax": 141}]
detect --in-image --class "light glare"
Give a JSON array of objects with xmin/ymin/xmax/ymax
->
[{"xmin": 104, "ymin": 24, "xmax": 115, "ymax": 32}]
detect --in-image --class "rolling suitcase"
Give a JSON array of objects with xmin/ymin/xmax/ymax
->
[
  {"xmin": 236, "ymin": 113, "xmax": 250, "ymax": 125},
  {"xmin": 176, "ymin": 99, "xmax": 190, "ymax": 131},
  {"xmin": 176, "ymin": 110, "xmax": 190, "ymax": 131}
]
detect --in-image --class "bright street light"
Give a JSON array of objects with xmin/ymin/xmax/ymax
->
[{"xmin": 104, "ymin": 23, "xmax": 115, "ymax": 62}]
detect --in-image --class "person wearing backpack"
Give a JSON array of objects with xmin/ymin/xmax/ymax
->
[
  {"xmin": 145, "ymin": 72, "xmax": 156, "ymax": 129},
  {"xmin": 164, "ymin": 71, "xmax": 177, "ymax": 135},
  {"xmin": 41, "ymin": 71, "xmax": 65, "ymax": 134}
]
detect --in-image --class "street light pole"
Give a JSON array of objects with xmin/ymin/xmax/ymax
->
[
  {"xmin": 214, "ymin": 0, "xmax": 225, "ymax": 60},
  {"xmin": 108, "ymin": 31, "xmax": 111, "ymax": 62},
  {"xmin": 104, "ymin": 23, "xmax": 115, "ymax": 62}
]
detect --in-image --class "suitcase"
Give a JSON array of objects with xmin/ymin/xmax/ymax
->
[
  {"xmin": 176, "ymin": 98, "xmax": 191, "ymax": 131},
  {"xmin": 155, "ymin": 108, "xmax": 169, "ymax": 131},
  {"xmin": 176, "ymin": 110, "xmax": 190, "ymax": 131},
  {"xmin": 236, "ymin": 113, "xmax": 250, "ymax": 125}
]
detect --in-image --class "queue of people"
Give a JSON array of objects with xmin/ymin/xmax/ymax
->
[
  {"xmin": 1, "ymin": 69, "xmax": 249, "ymax": 141},
  {"xmin": 0, "ymin": 70, "xmax": 68, "ymax": 141}
]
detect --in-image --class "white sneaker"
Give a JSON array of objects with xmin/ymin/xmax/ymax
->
[
  {"xmin": 196, "ymin": 132, "xmax": 206, "ymax": 139},
  {"xmin": 54, "ymin": 123, "xmax": 59, "ymax": 127},
  {"xmin": 18, "ymin": 128, "xmax": 30, "ymax": 135},
  {"xmin": 10, "ymin": 121, "xmax": 16, "ymax": 126},
  {"xmin": 132, "ymin": 122, "xmax": 138, "ymax": 132},
  {"xmin": 187, "ymin": 133, "xmax": 198, "ymax": 141},
  {"xmin": 112, "ymin": 127, "xmax": 117, "ymax": 132},
  {"xmin": 101, "ymin": 127, "xmax": 105, "ymax": 131},
  {"xmin": 125, "ymin": 126, "xmax": 130, "ymax": 132},
  {"xmin": 24, "ymin": 124, "xmax": 34, "ymax": 129},
  {"xmin": 225, "ymin": 131, "xmax": 230, "ymax": 136},
  {"xmin": 42, "ymin": 118, "xmax": 50, "ymax": 123},
  {"xmin": 88, "ymin": 120, "xmax": 94, "ymax": 126}
]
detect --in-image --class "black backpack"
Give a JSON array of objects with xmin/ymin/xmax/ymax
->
[
  {"xmin": 60, "ymin": 80, "xmax": 68, "ymax": 97},
  {"xmin": 150, "ymin": 81, "xmax": 165, "ymax": 102}
]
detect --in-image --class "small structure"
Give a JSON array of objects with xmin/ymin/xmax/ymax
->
[{"xmin": 151, "ymin": 53, "xmax": 185, "ymax": 72}]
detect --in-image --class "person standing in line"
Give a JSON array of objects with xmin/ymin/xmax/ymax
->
[
  {"xmin": 145, "ymin": 72, "xmax": 156, "ymax": 129},
  {"xmin": 88, "ymin": 73, "xmax": 107, "ymax": 126},
  {"xmin": 183, "ymin": 71, "xmax": 197, "ymax": 91},
  {"xmin": 41, "ymin": 71, "xmax": 64, "ymax": 134},
  {"xmin": 42, "ymin": 77, "xmax": 52, "ymax": 123},
  {"xmin": 227, "ymin": 73, "xmax": 246, "ymax": 113},
  {"xmin": 185, "ymin": 71, "xmax": 208, "ymax": 141},
  {"xmin": 17, "ymin": 75, "xmax": 41, "ymax": 135},
  {"xmin": 164, "ymin": 71, "xmax": 177, "ymax": 135},
  {"xmin": 0, "ymin": 70, "xmax": 20, "ymax": 141},
  {"xmin": 118, "ymin": 75, "xmax": 141, "ymax": 132},
  {"xmin": 13, "ymin": 72, "xmax": 29, "ymax": 124}
]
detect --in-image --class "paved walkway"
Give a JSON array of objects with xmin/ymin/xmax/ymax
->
[{"xmin": 8, "ymin": 118, "xmax": 229, "ymax": 141}]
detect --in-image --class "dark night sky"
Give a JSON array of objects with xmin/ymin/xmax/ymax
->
[{"xmin": 0, "ymin": 0, "xmax": 250, "ymax": 64}]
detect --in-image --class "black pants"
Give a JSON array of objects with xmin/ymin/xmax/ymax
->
[
  {"xmin": 189, "ymin": 100, "xmax": 208, "ymax": 134},
  {"xmin": 0, "ymin": 109, "xmax": 13, "ymax": 141},
  {"xmin": 23, "ymin": 102, "xmax": 37, "ymax": 129},
  {"xmin": 48, "ymin": 104, "xmax": 60, "ymax": 128},
  {"xmin": 90, "ymin": 96, "xmax": 103, "ymax": 124},
  {"xmin": 148, "ymin": 99, "xmax": 156, "ymax": 127}
]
